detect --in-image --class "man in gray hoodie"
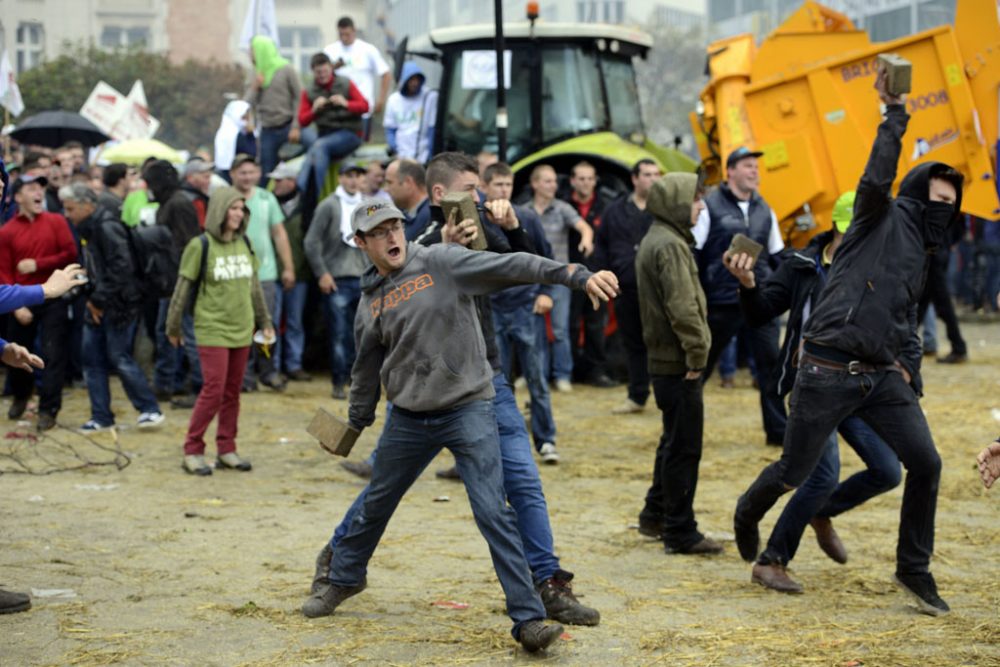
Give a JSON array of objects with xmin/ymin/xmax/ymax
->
[{"xmin": 302, "ymin": 198, "xmax": 619, "ymax": 652}]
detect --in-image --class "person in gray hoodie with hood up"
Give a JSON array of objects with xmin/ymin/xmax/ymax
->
[{"xmin": 301, "ymin": 198, "xmax": 619, "ymax": 653}]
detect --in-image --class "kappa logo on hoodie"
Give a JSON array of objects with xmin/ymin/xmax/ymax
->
[{"xmin": 370, "ymin": 273, "xmax": 434, "ymax": 318}]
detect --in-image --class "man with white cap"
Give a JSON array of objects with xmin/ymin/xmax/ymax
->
[{"xmin": 302, "ymin": 198, "xmax": 620, "ymax": 653}]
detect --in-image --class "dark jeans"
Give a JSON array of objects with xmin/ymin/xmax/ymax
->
[
  {"xmin": 326, "ymin": 399, "xmax": 546, "ymax": 636},
  {"xmin": 703, "ymin": 303, "xmax": 786, "ymax": 443},
  {"xmin": 918, "ymin": 250, "xmax": 967, "ymax": 356},
  {"xmin": 7, "ymin": 300, "xmax": 70, "ymax": 415},
  {"xmin": 737, "ymin": 361, "xmax": 940, "ymax": 574},
  {"xmin": 82, "ymin": 319, "xmax": 160, "ymax": 426},
  {"xmin": 258, "ymin": 124, "xmax": 291, "ymax": 186},
  {"xmin": 760, "ymin": 416, "xmax": 900, "ymax": 565},
  {"xmin": 154, "ymin": 298, "xmax": 202, "ymax": 394},
  {"xmin": 640, "ymin": 374, "xmax": 705, "ymax": 551},
  {"xmin": 569, "ymin": 289, "xmax": 608, "ymax": 381},
  {"xmin": 615, "ymin": 288, "xmax": 649, "ymax": 405},
  {"xmin": 244, "ymin": 280, "xmax": 282, "ymax": 385},
  {"xmin": 321, "ymin": 278, "xmax": 361, "ymax": 386},
  {"xmin": 296, "ymin": 129, "xmax": 362, "ymax": 196}
]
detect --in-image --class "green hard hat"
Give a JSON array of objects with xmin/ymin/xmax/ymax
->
[{"xmin": 832, "ymin": 190, "xmax": 856, "ymax": 234}]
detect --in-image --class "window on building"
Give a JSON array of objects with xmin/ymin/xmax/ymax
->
[
  {"xmin": 100, "ymin": 26, "xmax": 151, "ymax": 49},
  {"xmin": 917, "ymin": 0, "xmax": 956, "ymax": 31},
  {"xmin": 743, "ymin": 0, "xmax": 766, "ymax": 13},
  {"xmin": 279, "ymin": 26, "xmax": 321, "ymax": 75},
  {"xmin": 15, "ymin": 22, "xmax": 44, "ymax": 73},
  {"xmin": 709, "ymin": 0, "xmax": 736, "ymax": 23},
  {"xmin": 577, "ymin": 1, "xmax": 624, "ymax": 23},
  {"xmin": 866, "ymin": 6, "xmax": 911, "ymax": 41}
]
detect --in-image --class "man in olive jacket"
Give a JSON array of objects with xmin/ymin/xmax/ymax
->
[{"xmin": 634, "ymin": 173, "xmax": 722, "ymax": 555}]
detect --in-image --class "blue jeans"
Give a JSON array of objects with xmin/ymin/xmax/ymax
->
[
  {"xmin": 83, "ymin": 319, "xmax": 160, "ymax": 425},
  {"xmin": 326, "ymin": 399, "xmax": 546, "ymax": 636},
  {"xmin": 258, "ymin": 125, "xmax": 290, "ymax": 186},
  {"xmin": 537, "ymin": 284, "xmax": 572, "ymax": 382},
  {"xmin": 761, "ymin": 415, "xmax": 900, "ymax": 565},
  {"xmin": 330, "ymin": 373, "xmax": 562, "ymax": 586},
  {"xmin": 282, "ymin": 281, "xmax": 309, "ymax": 373},
  {"xmin": 244, "ymin": 280, "xmax": 282, "ymax": 384},
  {"xmin": 154, "ymin": 298, "xmax": 201, "ymax": 394},
  {"xmin": 718, "ymin": 337, "xmax": 737, "ymax": 378},
  {"xmin": 322, "ymin": 278, "xmax": 361, "ymax": 386},
  {"xmin": 493, "ymin": 303, "xmax": 556, "ymax": 447},
  {"xmin": 922, "ymin": 304, "xmax": 937, "ymax": 353},
  {"xmin": 296, "ymin": 129, "xmax": 362, "ymax": 195}
]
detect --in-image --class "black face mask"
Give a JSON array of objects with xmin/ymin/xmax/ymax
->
[{"xmin": 922, "ymin": 201, "xmax": 954, "ymax": 249}]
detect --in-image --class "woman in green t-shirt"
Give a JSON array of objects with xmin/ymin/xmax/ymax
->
[{"xmin": 166, "ymin": 186, "xmax": 274, "ymax": 476}]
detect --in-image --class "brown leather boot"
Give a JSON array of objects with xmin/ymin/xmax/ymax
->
[
  {"xmin": 810, "ymin": 517, "xmax": 848, "ymax": 564},
  {"xmin": 751, "ymin": 563, "xmax": 803, "ymax": 593}
]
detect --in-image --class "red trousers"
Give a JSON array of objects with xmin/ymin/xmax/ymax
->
[{"xmin": 183, "ymin": 346, "xmax": 251, "ymax": 456}]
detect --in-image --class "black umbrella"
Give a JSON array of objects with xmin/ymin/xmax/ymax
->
[{"xmin": 9, "ymin": 110, "xmax": 109, "ymax": 148}]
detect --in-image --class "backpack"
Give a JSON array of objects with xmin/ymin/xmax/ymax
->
[
  {"xmin": 189, "ymin": 233, "xmax": 255, "ymax": 311},
  {"xmin": 126, "ymin": 224, "xmax": 179, "ymax": 299}
]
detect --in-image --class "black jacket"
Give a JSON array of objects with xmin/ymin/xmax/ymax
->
[
  {"xmin": 594, "ymin": 193, "xmax": 652, "ymax": 291},
  {"xmin": 803, "ymin": 104, "xmax": 951, "ymax": 385},
  {"xmin": 740, "ymin": 232, "xmax": 834, "ymax": 397},
  {"xmin": 146, "ymin": 160, "xmax": 201, "ymax": 259},
  {"xmin": 79, "ymin": 206, "xmax": 143, "ymax": 324}
]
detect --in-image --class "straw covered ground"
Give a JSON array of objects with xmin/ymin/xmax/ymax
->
[{"xmin": 2, "ymin": 320, "xmax": 999, "ymax": 666}]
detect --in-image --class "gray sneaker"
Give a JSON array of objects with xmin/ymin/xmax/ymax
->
[
  {"xmin": 537, "ymin": 569, "xmax": 600, "ymax": 626},
  {"xmin": 301, "ymin": 578, "xmax": 366, "ymax": 618},
  {"xmin": 310, "ymin": 543, "xmax": 334, "ymax": 594},
  {"xmin": 517, "ymin": 619, "xmax": 564, "ymax": 652}
]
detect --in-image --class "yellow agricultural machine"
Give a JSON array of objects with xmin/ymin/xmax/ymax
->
[{"xmin": 691, "ymin": 0, "xmax": 1000, "ymax": 247}]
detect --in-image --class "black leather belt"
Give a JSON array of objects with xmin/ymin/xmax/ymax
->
[{"xmin": 799, "ymin": 352, "xmax": 898, "ymax": 376}]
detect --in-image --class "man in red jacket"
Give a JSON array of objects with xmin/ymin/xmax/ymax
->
[{"xmin": 0, "ymin": 174, "xmax": 78, "ymax": 430}]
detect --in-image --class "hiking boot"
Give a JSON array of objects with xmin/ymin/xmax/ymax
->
[
  {"xmin": 340, "ymin": 460, "xmax": 373, "ymax": 479},
  {"xmin": 751, "ymin": 563, "xmax": 804, "ymax": 594},
  {"xmin": 537, "ymin": 570, "xmax": 600, "ymax": 626},
  {"xmin": 810, "ymin": 517, "xmax": 847, "ymax": 564},
  {"xmin": 137, "ymin": 412, "xmax": 165, "ymax": 429},
  {"xmin": 261, "ymin": 373, "xmax": 286, "ymax": 392},
  {"xmin": 286, "ymin": 369, "xmax": 312, "ymax": 382},
  {"xmin": 637, "ymin": 516, "xmax": 667, "ymax": 539},
  {"xmin": 895, "ymin": 572, "xmax": 949, "ymax": 616},
  {"xmin": 7, "ymin": 397, "xmax": 27, "ymax": 420},
  {"xmin": 331, "ymin": 384, "xmax": 348, "ymax": 400},
  {"xmin": 310, "ymin": 543, "xmax": 334, "ymax": 594},
  {"xmin": 37, "ymin": 412, "xmax": 56, "ymax": 432},
  {"xmin": 301, "ymin": 578, "xmax": 366, "ymax": 618},
  {"xmin": 668, "ymin": 536, "xmax": 724, "ymax": 555},
  {"xmin": 217, "ymin": 452, "xmax": 252, "ymax": 471},
  {"xmin": 435, "ymin": 466, "xmax": 461, "ymax": 481},
  {"xmin": 170, "ymin": 394, "xmax": 197, "ymax": 409},
  {"xmin": 538, "ymin": 442, "xmax": 560, "ymax": 465},
  {"xmin": 611, "ymin": 398, "xmax": 644, "ymax": 414},
  {"xmin": 937, "ymin": 352, "xmax": 968, "ymax": 364},
  {"xmin": 588, "ymin": 373, "xmax": 617, "ymax": 388},
  {"xmin": 734, "ymin": 499, "xmax": 760, "ymax": 563},
  {"xmin": 517, "ymin": 619, "xmax": 564, "ymax": 652},
  {"xmin": 183, "ymin": 455, "xmax": 212, "ymax": 476},
  {"xmin": 0, "ymin": 588, "xmax": 31, "ymax": 614}
]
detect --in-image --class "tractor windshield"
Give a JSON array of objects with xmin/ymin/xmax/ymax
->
[{"xmin": 439, "ymin": 43, "xmax": 642, "ymax": 160}]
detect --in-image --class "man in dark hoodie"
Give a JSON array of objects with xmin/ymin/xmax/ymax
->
[
  {"xmin": 634, "ymin": 172, "xmax": 723, "ymax": 556},
  {"xmin": 733, "ymin": 65, "xmax": 963, "ymax": 616},
  {"xmin": 384, "ymin": 61, "xmax": 436, "ymax": 163},
  {"xmin": 302, "ymin": 197, "xmax": 619, "ymax": 653},
  {"xmin": 725, "ymin": 191, "xmax": 900, "ymax": 593},
  {"xmin": 147, "ymin": 159, "xmax": 203, "ymax": 408}
]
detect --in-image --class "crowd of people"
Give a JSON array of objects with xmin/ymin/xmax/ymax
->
[{"xmin": 1, "ymin": 20, "xmax": 998, "ymax": 653}]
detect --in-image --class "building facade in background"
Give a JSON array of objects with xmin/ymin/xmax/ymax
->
[
  {"xmin": 0, "ymin": 0, "xmax": 366, "ymax": 74},
  {"xmin": 708, "ymin": 0, "xmax": 958, "ymax": 43}
]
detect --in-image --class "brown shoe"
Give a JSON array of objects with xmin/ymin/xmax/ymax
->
[
  {"xmin": 668, "ymin": 536, "xmax": 724, "ymax": 555},
  {"xmin": 751, "ymin": 563, "xmax": 803, "ymax": 593},
  {"xmin": 810, "ymin": 517, "xmax": 847, "ymax": 564},
  {"xmin": 435, "ymin": 465, "xmax": 462, "ymax": 481}
]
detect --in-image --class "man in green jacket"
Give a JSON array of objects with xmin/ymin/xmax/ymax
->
[{"xmin": 634, "ymin": 173, "xmax": 723, "ymax": 556}]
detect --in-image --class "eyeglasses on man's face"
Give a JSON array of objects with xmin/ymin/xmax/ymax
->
[{"xmin": 365, "ymin": 220, "xmax": 403, "ymax": 240}]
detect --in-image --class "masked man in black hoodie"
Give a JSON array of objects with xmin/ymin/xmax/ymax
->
[{"xmin": 732, "ymin": 64, "xmax": 963, "ymax": 616}]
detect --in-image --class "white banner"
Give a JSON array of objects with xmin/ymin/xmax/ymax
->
[
  {"xmin": 80, "ymin": 80, "xmax": 159, "ymax": 141},
  {"xmin": 0, "ymin": 51, "xmax": 25, "ymax": 117},
  {"xmin": 80, "ymin": 81, "xmax": 126, "ymax": 136},
  {"xmin": 240, "ymin": 0, "xmax": 280, "ymax": 50}
]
